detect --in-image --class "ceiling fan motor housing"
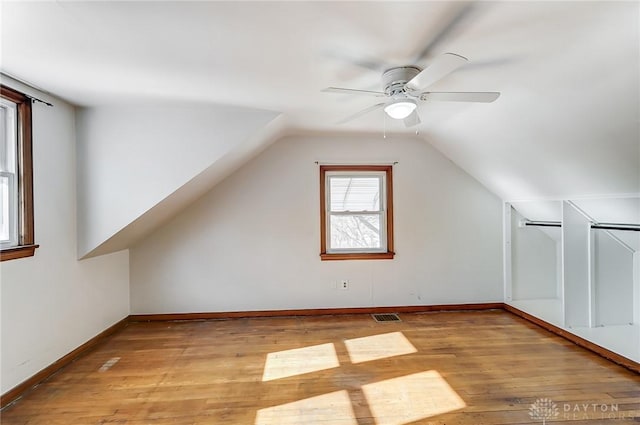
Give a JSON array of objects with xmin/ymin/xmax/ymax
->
[{"xmin": 382, "ymin": 66, "xmax": 421, "ymax": 97}]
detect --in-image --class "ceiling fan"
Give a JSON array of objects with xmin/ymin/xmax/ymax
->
[{"xmin": 322, "ymin": 52, "xmax": 500, "ymax": 127}]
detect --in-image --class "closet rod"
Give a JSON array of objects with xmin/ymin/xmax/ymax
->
[
  {"xmin": 591, "ymin": 223, "xmax": 640, "ymax": 232},
  {"xmin": 523, "ymin": 220, "xmax": 561, "ymax": 228},
  {"xmin": 522, "ymin": 220, "xmax": 640, "ymax": 232}
]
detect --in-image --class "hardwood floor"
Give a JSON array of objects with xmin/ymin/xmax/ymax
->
[{"xmin": 2, "ymin": 310, "xmax": 639, "ymax": 424}]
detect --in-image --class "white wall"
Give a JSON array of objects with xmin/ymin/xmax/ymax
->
[
  {"xmin": 563, "ymin": 201, "xmax": 591, "ymax": 327},
  {"xmin": 0, "ymin": 80, "xmax": 130, "ymax": 394},
  {"xmin": 75, "ymin": 104, "xmax": 278, "ymax": 258},
  {"xmin": 593, "ymin": 231, "xmax": 634, "ymax": 326},
  {"xmin": 510, "ymin": 210, "xmax": 559, "ymax": 300},
  {"xmin": 130, "ymin": 134, "xmax": 503, "ymax": 313}
]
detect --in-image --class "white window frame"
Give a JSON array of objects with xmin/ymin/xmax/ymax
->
[
  {"xmin": 325, "ymin": 171, "xmax": 387, "ymax": 254},
  {"xmin": 1, "ymin": 98, "xmax": 18, "ymax": 249}
]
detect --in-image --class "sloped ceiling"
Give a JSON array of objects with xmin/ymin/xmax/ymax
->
[
  {"xmin": 74, "ymin": 103, "xmax": 283, "ymax": 258},
  {"xmin": 2, "ymin": 1, "xmax": 638, "ymax": 200}
]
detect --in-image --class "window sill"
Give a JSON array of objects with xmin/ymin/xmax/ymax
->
[
  {"xmin": 320, "ymin": 252, "xmax": 395, "ymax": 261},
  {"xmin": 1, "ymin": 244, "xmax": 39, "ymax": 262}
]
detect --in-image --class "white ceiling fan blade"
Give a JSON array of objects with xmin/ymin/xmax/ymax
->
[
  {"xmin": 420, "ymin": 91, "xmax": 500, "ymax": 103},
  {"xmin": 337, "ymin": 103, "xmax": 386, "ymax": 124},
  {"xmin": 404, "ymin": 110, "xmax": 421, "ymax": 127},
  {"xmin": 323, "ymin": 50, "xmax": 388, "ymax": 73},
  {"xmin": 406, "ymin": 53, "xmax": 468, "ymax": 93},
  {"xmin": 322, "ymin": 87, "xmax": 387, "ymax": 97},
  {"xmin": 412, "ymin": 2, "xmax": 477, "ymax": 63}
]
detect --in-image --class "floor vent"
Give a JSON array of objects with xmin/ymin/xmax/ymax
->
[{"xmin": 372, "ymin": 313, "xmax": 401, "ymax": 322}]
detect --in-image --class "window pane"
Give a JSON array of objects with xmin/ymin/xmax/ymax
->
[
  {"xmin": 0, "ymin": 99, "xmax": 17, "ymax": 173},
  {"xmin": 329, "ymin": 176, "xmax": 380, "ymax": 212},
  {"xmin": 330, "ymin": 214, "xmax": 381, "ymax": 250},
  {"xmin": 0, "ymin": 175, "xmax": 10, "ymax": 243}
]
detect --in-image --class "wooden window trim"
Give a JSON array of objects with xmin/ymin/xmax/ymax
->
[
  {"xmin": 1, "ymin": 85, "xmax": 37, "ymax": 262},
  {"xmin": 320, "ymin": 165, "xmax": 394, "ymax": 261}
]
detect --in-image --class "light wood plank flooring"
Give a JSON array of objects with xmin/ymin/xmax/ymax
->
[{"xmin": 2, "ymin": 310, "xmax": 639, "ymax": 424}]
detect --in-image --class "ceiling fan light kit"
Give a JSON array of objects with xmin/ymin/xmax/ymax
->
[{"xmin": 384, "ymin": 98, "xmax": 417, "ymax": 120}]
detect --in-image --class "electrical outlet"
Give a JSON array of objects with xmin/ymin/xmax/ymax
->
[{"xmin": 340, "ymin": 280, "xmax": 349, "ymax": 290}]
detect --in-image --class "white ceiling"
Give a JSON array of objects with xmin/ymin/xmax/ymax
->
[{"xmin": 2, "ymin": 1, "xmax": 639, "ymax": 201}]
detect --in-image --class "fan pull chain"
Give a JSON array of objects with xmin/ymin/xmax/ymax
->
[{"xmin": 383, "ymin": 111, "xmax": 387, "ymax": 139}]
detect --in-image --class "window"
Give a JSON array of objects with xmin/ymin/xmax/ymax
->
[
  {"xmin": 1, "ymin": 85, "xmax": 36, "ymax": 261},
  {"xmin": 320, "ymin": 165, "xmax": 394, "ymax": 260}
]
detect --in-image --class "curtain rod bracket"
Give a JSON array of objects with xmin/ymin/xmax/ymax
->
[{"xmin": 27, "ymin": 96, "xmax": 53, "ymax": 107}]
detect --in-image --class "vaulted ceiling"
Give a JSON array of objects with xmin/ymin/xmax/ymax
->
[{"xmin": 2, "ymin": 1, "xmax": 639, "ymax": 203}]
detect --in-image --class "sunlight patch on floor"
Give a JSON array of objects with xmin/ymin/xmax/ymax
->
[
  {"xmin": 344, "ymin": 331, "xmax": 417, "ymax": 364},
  {"xmin": 255, "ymin": 390, "xmax": 358, "ymax": 425},
  {"xmin": 262, "ymin": 342, "xmax": 339, "ymax": 382},
  {"xmin": 361, "ymin": 370, "xmax": 466, "ymax": 425}
]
